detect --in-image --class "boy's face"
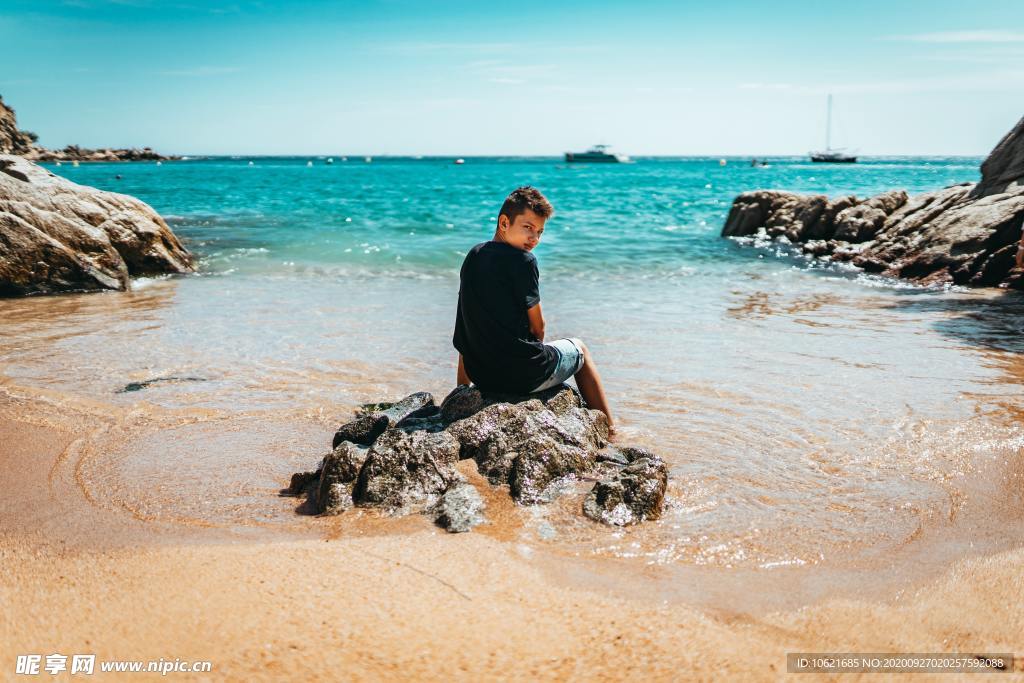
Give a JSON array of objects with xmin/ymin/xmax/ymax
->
[{"xmin": 497, "ymin": 209, "xmax": 546, "ymax": 252}]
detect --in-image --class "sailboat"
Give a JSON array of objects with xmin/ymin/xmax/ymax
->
[{"xmin": 809, "ymin": 94, "xmax": 857, "ymax": 163}]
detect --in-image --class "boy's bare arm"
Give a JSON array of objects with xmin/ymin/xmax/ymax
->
[
  {"xmin": 457, "ymin": 353, "xmax": 471, "ymax": 385},
  {"xmin": 527, "ymin": 303, "xmax": 545, "ymax": 342}
]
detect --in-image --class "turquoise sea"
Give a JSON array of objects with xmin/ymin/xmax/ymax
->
[
  {"xmin": 59, "ymin": 155, "xmax": 983, "ymax": 279},
  {"xmin": 3, "ymin": 155, "xmax": 1023, "ymax": 608}
]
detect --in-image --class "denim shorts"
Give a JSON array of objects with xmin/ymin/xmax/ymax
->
[{"xmin": 530, "ymin": 337, "xmax": 585, "ymax": 393}]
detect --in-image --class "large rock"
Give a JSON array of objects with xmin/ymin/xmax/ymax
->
[
  {"xmin": 352, "ymin": 428, "xmax": 461, "ymax": 511},
  {"xmin": 431, "ymin": 481, "xmax": 486, "ymax": 533},
  {"xmin": 0, "ymin": 97, "xmax": 34, "ymax": 156},
  {"xmin": 444, "ymin": 386, "xmax": 609, "ymax": 499},
  {"xmin": 289, "ymin": 387, "xmax": 664, "ymax": 530},
  {"xmin": 0, "ymin": 154, "xmax": 194, "ymax": 296},
  {"xmin": 583, "ymin": 449, "xmax": 669, "ymax": 526},
  {"xmin": 331, "ymin": 391, "xmax": 437, "ymax": 448},
  {"xmin": 721, "ymin": 114, "xmax": 1024, "ymax": 288},
  {"xmin": 976, "ymin": 114, "xmax": 1024, "ymax": 197}
]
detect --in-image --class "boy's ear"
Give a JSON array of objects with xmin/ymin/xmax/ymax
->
[{"xmin": 497, "ymin": 213, "xmax": 509, "ymax": 231}]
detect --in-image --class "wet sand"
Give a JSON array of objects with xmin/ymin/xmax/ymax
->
[
  {"xmin": 2, "ymin": 388, "xmax": 1023, "ymax": 681},
  {"xmin": 3, "ymin": 274, "xmax": 1024, "ymax": 679}
]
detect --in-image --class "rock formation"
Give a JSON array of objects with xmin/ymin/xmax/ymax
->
[
  {"xmin": 286, "ymin": 385, "xmax": 670, "ymax": 532},
  {"xmin": 0, "ymin": 94, "xmax": 175, "ymax": 162},
  {"xmin": 24, "ymin": 145, "xmax": 175, "ymax": 163},
  {"xmin": 721, "ymin": 115, "xmax": 1024, "ymax": 288},
  {"xmin": 0, "ymin": 154, "xmax": 194, "ymax": 296},
  {"xmin": 0, "ymin": 96, "xmax": 36, "ymax": 156}
]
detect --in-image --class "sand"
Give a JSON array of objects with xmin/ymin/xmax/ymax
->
[{"xmin": 1, "ymin": 387, "xmax": 1023, "ymax": 682}]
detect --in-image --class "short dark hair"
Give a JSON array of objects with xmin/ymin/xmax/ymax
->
[{"xmin": 497, "ymin": 186, "xmax": 554, "ymax": 228}]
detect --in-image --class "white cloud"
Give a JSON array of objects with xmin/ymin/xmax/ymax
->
[
  {"xmin": 888, "ymin": 30, "xmax": 1024, "ymax": 43},
  {"xmin": 465, "ymin": 61, "xmax": 556, "ymax": 85},
  {"xmin": 737, "ymin": 69, "xmax": 1024, "ymax": 94},
  {"xmin": 738, "ymin": 82, "xmax": 796, "ymax": 91},
  {"xmin": 158, "ymin": 66, "xmax": 242, "ymax": 77},
  {"xmin": 910, "ymin": 45, "xmax": 1024, "ymax": 64},
  {"xmin": 376, "ymin": 42, "xmax": 515, "ymax": 55}
]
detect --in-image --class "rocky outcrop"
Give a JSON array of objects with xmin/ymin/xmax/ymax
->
[
  {"xmin": 0, "ymin": 154, "xmax": 194, "ymax": 296},
  {"xmin": 722, "ymin": 115, "xmax": 1024, "ymax": 288},
  {"xmin": 583, "ymin": 447, "xmax": 668, "ymax": 526},
  {"xmin": 23, "ymin": 145, "xmax": 175, "ymax": 163},
  {"xmin": 1, "ymin": 95, "xmax": 175, "ymax": 162},
  {"xmin": 0, "ymin": 96, "xmax": 35, "ymax": 156},
  {"xmin": 286, "ymin": 385, "xmax": 670, "ymax": 531},
  {"xmin": 976, "ymin": 115, "xmax": 1024, "ymax": 197}
]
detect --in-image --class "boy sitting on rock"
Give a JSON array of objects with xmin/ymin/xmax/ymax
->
[{"xmin": 453, "ymin": 186, "xmax": 615, "ymax": 433}]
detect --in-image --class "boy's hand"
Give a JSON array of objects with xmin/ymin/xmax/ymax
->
[{"xmin": 527, "ymin": 303, "xmax": 545, "ymax": 342}]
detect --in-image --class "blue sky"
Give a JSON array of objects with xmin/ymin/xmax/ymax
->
[{"xmin": 2, "ymin": 0, "xmax": 1023, "ymax": 155}]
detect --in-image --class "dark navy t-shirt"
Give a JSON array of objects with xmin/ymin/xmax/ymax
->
[{"xmin": 453, "ymin": 241, "xmax": 559, "ymax": 393}]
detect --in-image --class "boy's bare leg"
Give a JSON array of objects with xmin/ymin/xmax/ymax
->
[
  {"xmin": 457, "ymin": 353, "xmax": 471, "ymax": 386},
  {"xmin": 573, "ymin": 341, "xmax": 615, "ymax": 435}
]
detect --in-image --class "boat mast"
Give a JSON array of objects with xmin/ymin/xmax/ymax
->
[{"xmin": 826, "ymin": 94, "xmax": 832, "ymax": 152}]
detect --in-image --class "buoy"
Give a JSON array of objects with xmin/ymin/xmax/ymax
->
[
  {"xmin": 56, "ymin": 161, "xmax": 62, "ymax": 166},
  {"xmin": 719, "ymin": 158, "xmax": 727, "ymax": 166},
  {"xmin": 364, "ymin": 156, "xmax": 372, "ymax": 163},
  {"xmin": 454, "ymin": 158, "xmax": 465, "ymax": 165},
  {"xmin": 307, "ymin": 160, "xmax": 313, "ymax": 167},
  {"xmin": 327, "ymin": 158, "xmax": 334, "ymax": 164},
  {"xmin": 156, "ymin": 161, "xmax": 162, "ymax": 166},
  {"xmin": 72, "ymin": 160, "xmax": 79, "ymax": 167},
  {"xmin": 248, "ymin": 161, "xmax": 254, "ymax": 166}
]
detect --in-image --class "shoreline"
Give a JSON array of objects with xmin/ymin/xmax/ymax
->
[
  {"xmin": 3, "ymin": 144, "xmax": 1024, "ymax": 676},
  {"xmin": 2, "ymin": 375, "xmax": 1023, "ymax": 678}
]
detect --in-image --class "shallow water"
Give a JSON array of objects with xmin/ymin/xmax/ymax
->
[{"xmin": 3, "ymin": 156, "xmax": 1024, "ymax": 607}]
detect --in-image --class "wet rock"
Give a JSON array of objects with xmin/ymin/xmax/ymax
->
[
  {"xmin": 377, "ymin": 392, "xmax": 437, "ymax": 424},
  {"xmin": 117, "ymin": 375, "xmax": 206, "ymax": 393},
  {"xmin": 332, "ymin": 414, "xmax": 389, "ymax": 448},
  {"xmin": 801, "ymin": 239, "xmax": 832, "ymax": 257},
  {"xmin": 584, "ymin": 455, "xmax": 669, "ymax": 526},
  {"xmin": 509, "ymin": 433, "xmax": 594, "ymax": 504},
  {"xmin": 595, "ymin": 447, "xmax": 630, "ymax": 466},
  {"xmin": 352, "ymin": 428, "xmax": 461, "ymax": 511},
  {"xmin": 314, "ymin": 441, "xmax": 368, "ymax": 514},
  {"xmin": 599, "ymin": 445, "xmax": 658, "ymax": 465},
  {"xmin": 333, "ymin": 391, "xmax": 436, "ymax": 448},
  {"xmin": 721, "ymin": 116, "xmax": 1024, "ymax": 289},
  {"xmin": 319, "ymin": 481, "xmax": 354, "ymax": 515},
  {"xmin": 832, "ymin": 190, "xmax": 908, "ymax": 243},
  {"xmin": 439, "ymin": 383, "xmax": 582, "ymax": 423},
  {"xmin": 431, "ymin": 480, "xmax": 486, "ymax": 533},
  {"xmin": 290, "ymin": 385, "xmax": 662, "ymax": 531},
  {"xmin": 448, "ymin": 401, "xmax": 543, "ymax": 477},
  {"xmin": 439, "ymin": 384, "xmax": 486, "ymax": 423},
  {"xmin": 287, "ymin": 470, "xmax": 320, "ymax": 496},
  {"xmin": 446, "ymin": 392, "xmax": 609, "ymax": 490},
  {"xmin": 0, "ymin": 154, "xmax": 194, "ymax": 296}
]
